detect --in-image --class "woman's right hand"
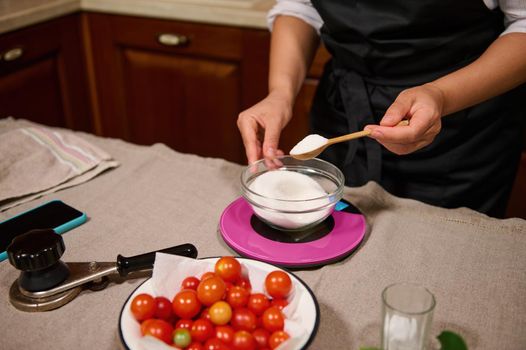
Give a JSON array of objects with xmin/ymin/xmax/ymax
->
[{"xmin": 237, "ymin": 90, "xmax": 293, "ymax": 164}]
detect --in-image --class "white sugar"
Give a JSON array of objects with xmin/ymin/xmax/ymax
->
[
  {"xmin": 248, "ymin": 170, "xmax": 331, "ymax": 229},
  {"xmin": 290, "ymin": 134, "xmax": 328, "ymax": 156}
]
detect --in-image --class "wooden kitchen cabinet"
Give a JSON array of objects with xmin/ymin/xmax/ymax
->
[
  {"xmin": 85, "ymin": 13, "xmax": 263, "ymax": 164},
  {"xmin": 0, "ymin": 14, "xmax": 92, "ymax": 132}
]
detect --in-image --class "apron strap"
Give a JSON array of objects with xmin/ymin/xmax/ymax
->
[{"xmin": 333, "ymin": 68, "xmax": 382, "ymax": 184}]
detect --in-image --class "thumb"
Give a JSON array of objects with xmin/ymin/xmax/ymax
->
[{"xmin": 381, "ymin": 93, "xmax": 412, "ymax": 126}]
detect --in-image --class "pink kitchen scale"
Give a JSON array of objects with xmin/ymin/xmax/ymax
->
[{"xmin": 220, "ymin": 198, "xmax": 367, "ymax": 269}]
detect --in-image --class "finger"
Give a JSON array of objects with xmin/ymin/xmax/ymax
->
[
  {"xmin": 262, "ymin": 123, "xmax": 282, "ymax": 159},
  {"xmin": 237, "ymin": 116, "xmax": 262, "ymax": 164},
  {"xmin": 370, "ymin": 109, "xmax": 436, "ymax": 145},
  {"xmin": 378, "ymin": 140, "xmax": 429, "ymax": 155},
  {"xmin": 380, "ymin": 92, "xmax": 413, "ymax": 126}
]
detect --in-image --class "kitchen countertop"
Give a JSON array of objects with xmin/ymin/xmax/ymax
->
[
  {"xmin": 0, "ymin": 0, "xmax": 274, "ymax": 35},
  {"xmin": 1, "ymin": 118, "xmax": 525, "ymax": 349}
]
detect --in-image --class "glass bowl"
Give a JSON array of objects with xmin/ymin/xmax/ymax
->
[{"xmin": 240, "ymin": 156, "xmax": 344, "ymax": 232}]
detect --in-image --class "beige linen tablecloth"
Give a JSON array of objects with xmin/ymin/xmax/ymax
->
[{"xmin": 0, "ymin": 121, "xmax": 525, "ymax": 349}]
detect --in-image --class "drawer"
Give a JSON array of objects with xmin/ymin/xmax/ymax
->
[{"xmin": 100, "ymin": 13, "xmax": 244, "ymax": 61}]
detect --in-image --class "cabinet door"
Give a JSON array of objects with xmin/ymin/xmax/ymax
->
[
  {"xmin": 86, "ymin": 13, "xmax": 245, "ymax": 163},
  {"xmin": 0, "ymin": 15, "xmax": 92, "ymax": 131}
]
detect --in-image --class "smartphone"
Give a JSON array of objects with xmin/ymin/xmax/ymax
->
[{"xmin": 0, "ymin": 200, "xmax": 87, "ymax": 262}]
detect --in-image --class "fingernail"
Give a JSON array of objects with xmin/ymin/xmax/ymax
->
[{"xmin": 266, "ymin": 147, "xmax": 276, "ymax": 157}]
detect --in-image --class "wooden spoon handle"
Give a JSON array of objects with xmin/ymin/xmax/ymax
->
[{"xmin": 327, "ymin": 120, "xmax": 409, "ymax": 145}]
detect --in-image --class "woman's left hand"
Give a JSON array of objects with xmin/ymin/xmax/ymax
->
[{"xmin": 364, "ymin": 83, "xmax": 445, "ymax": 155}]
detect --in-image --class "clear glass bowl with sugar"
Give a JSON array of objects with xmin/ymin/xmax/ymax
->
[{"xmin": 240, "ymin": 156, "xmax": 345, "ymax": 232}]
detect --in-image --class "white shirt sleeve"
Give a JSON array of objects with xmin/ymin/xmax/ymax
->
[
  {"xmin": 268, "ymin": 0, "xmax": 526, "ymax": 36},
  {"xmin": 267, "ymin": 0, "xmax": 323, "ymax": 34},
  {"xmin": 484, "ymin": 0, "xmax": 526, "ymax": 35}
]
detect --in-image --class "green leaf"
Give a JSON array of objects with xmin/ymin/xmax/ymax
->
[{"xmin": 437, "ymin": 330, "xmax": 468, "ymax": 350}]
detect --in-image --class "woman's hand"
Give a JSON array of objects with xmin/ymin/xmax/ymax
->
[
  {"xmin": 237, "ymin": 91, "xmax": 293, "ymax": 164},
  {"xmin": 365, "ymin": 84, "xmax": 445, "ymax": 155}
]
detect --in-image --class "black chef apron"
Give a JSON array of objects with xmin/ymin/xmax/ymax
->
[{"xmin": 310, "ymin": 0, "xmax": 525, "ymax": 217}]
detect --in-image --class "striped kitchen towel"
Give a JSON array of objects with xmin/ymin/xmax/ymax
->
[{"xmin": 0, "ymin": 121, "xmax": 119, "ymax": 211}]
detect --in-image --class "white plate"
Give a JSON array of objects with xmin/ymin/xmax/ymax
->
[{"xmin": 119, "ymin": 257, "xmax": 320, "ymax": 350}]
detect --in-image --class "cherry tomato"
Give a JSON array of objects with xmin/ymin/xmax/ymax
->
[
  {"xmin": 247, "ymin": 293, "xmax": 270, "ymax": 316},
  {"xmin": 226, "ymin": 286, "xmax": 250, "ymax": 308},
  {"xmin": 236, "ymin": 277, "xmax": 252, "ymax": 292},
  {"xmin": 215, "ymin": 257, "xmax": 242, "ymax": 283},
  {"xmin": 209, "ymin": 301, "xmax": 232, "ymax": 326},
  {"xmin": 204, "ymin": 338, "xmax": 230, "ymax": 350},
  {"xmin": 197, "ymin": 276, "xmax": 226, "ymax": 306},
  {"xmin": 268, "ymin": 331, "xmax": 289, "ymax": 349},
  {"xmin": 270, "ymin": 299, "xmax": 288, "ymax": 311},
  {"xmin": 191, "ymin": 319, "xmax": 215, "ymax": 343},
  {"xmin": 140, "ymin": 319, "xmax": 156, "ymax": 336},
  {"xmin": 231, "ymin": 308, "xmax": 257, "ymax": 332},
  {"xmin": 201, "ymin": 272, "xmax": 216, "ymax": 281},
  {"xmin": 201, "ymin": 307, "xmax": 212, "ymax": 321},
  {"xmin": 215, "ymin": 325, "xmax": 235, "ymax": 345},
  {"xmin": 187, "ymin": 342, "xmax": 204, "ymax": 350},
  {"xmin": 182, "ymin": 276, "xmax": 201, "ymax": 291},
  {"xmin": 142, "ymin": 319, "xmax": 173, "ymax": 344},
  {"xmin": 232, "ymin": 330, "xmax": 257, "ymax": 350},
  {"xmin": 261, "ymin": 307, "xmax": 284, "ymax": 333},
  {"xmin": 173, "ymin": 328, "xmax": 192, "ymax": 348},
  {"xmin": 176, "ymin": 319, "xmax": 194, "ymax": 331},
  {"xmin": 153, "ymin": 296, "xmax": 173, "ymax": 321},
  {"xmin": 252, "ymin": 328, "xmax": 270, "ymax": 349},
  {"xmin": 264, "ymin": 271, "xmax": 292, "ymax": 299},
  {"xmin": 172, "ymin": 289, "xmax": 202, "ymax": 319},
  {"xmin": 131, "ymin": 293, "xmax": 156, "ymax": 321}
]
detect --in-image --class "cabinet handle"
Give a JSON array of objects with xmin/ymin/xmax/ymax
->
[
  {"xmin": 157, "ymin": 33, "xmax": 189, "ymax": 47},
  {"xmin": 3, "ymin": 47, "xmax": 23, "ymax": 61}
]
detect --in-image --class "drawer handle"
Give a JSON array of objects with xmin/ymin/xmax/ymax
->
[
  {"xmin": 157, "ymin": 33, "xmax": 189, "ymax": 46},
  {"xmin": 3, "ymin": 47, "xmax": 23, "ymax": 61}
]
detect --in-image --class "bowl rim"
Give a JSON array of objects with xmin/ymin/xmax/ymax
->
[
  {"xmin": 240, "ymin": 156, "xmax": 345, "ymax": 205},
  {"xmin": 118, "ymin": 256, "xmax": 321, "ymax": 350}
]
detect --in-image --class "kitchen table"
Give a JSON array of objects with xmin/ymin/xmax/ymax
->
[{"xmin": 0, "ymin": 119, "xmax": 525, "ymax": 349}]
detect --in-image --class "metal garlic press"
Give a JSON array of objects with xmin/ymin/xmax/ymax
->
[{"xmin": 6, "ymin": 229, "xmax": 198, "ymax": 312}]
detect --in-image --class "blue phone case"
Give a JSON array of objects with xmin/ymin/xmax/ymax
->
[{"xmin": 0, "ymin": 200, "xmax": 87, "ymax": 262}]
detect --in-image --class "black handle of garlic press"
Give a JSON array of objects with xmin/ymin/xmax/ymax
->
[{"xmin": 116, "ymin": 243, "xmax": 198, "ymax": 277}]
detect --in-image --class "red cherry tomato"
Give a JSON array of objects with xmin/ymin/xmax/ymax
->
[
  {"xmin": 252, "ymin": 328, "xmax": 270, "ymax": 349},
  {"xmin": 264, "ymin": 271, "xmax": 292, "ymax": 299},
  {"xmin": 204, "ymin": 337, "xmax": 230, "ymax": 350},
  {"xmin": 261, "ymin": 307, "xmax": 284, "ymax": 333},
  {"xmin": 231, "ymin": 308, "xmax": 257, "ymax": 332},
  {"xmin": 182, "ymin": 276, "xmax": 201, "ymax": 290},
  {"xmin": 131, "ymin": 293, "xmax": 156, "ymax": 321},
  {"xmin": 191, "ymin": 319, "xmax": 215, "ymax": 343},
  {"xmin": 232, "ymin": 330, "xmax": 257, "ymax": 350},
  {"xmin": 247, "ymin": 293, "xmax": 270, "ymax": 316},
  {"xmin": 187, "ymin": 342, "xmax": 204, "ymax": 350},
  {"xmin": 268, "ymin": 331, "xmax": 290, "ymax": 349},
  {"xmin": 153, "ymin": 296, "xmax": 173, "ymax": 321},
  {"xmin": 215, "ymin": 325, "xmax": 235, "ymax": 345},
  {"xmin": 201, "ymin": 271, "xmax": 216, "ymax": 281},
  {"xmin": 175, "ymin": 319, "xmax": 194, "ymax": 331},
  {"xmin": 226, "ymin": 286, "xmax": 250, "ymax": 308},
  {"xmin": 270, "ymin": 299, "xmax": 288, "ymax": 311},
  {"xmin": 215, "ymin": 256, "xmax": 242, "ymax": 283},
  {"xmin": 140, "ymin": 319, "xmax": 156, "ymax": 336},
  {"xmin": 201, "ymin": 307, "xmax": 212, "ymax": 321},
  {"xmin": 236, "ymin": 277, "xmax": 252, "ymax": 292},
  {"xmin": 197, "ymin": 276, "xmax": 226, "ymax": 306},
  {"xmin": 142, "ymin": 319, "xmax": 173, "ymax": 344},
  {"xmin": 172, "ymin": 289, "xmax": 202, "ymax": 319}
]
